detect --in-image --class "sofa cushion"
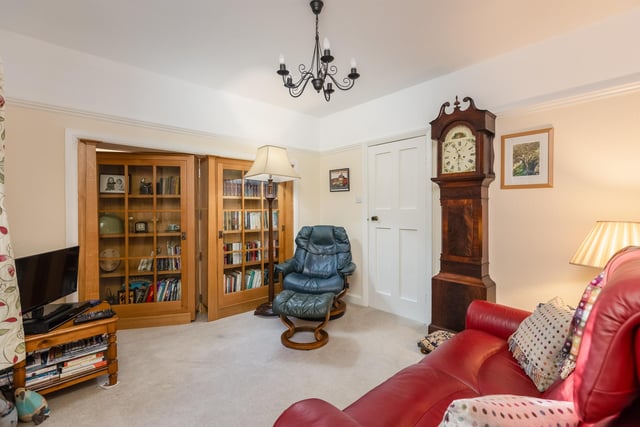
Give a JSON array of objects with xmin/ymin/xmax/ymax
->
[
  {"xmin": 342, "ymin": 330, "xmax": 541, "ymax": 427},
  {"xmin": 559, "ymin": 272, "xmax": 605, "ymax": 379},
  {"xmin": 508, "ymin": 297, "xmax": 573, "ymax": 392},
  {"xmin": 438, "ymin": 395, "xmax": 578, "ymax": 427}
]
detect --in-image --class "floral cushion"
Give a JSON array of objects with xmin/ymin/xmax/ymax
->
[
  {"xmin": 439, "ymin": 395, "xmax": 579, "ymax": 427},
  {"xmin": 418, "ymin": 330, "xmax": 456, "ymax": 354},
  {"xmin": 508, "ymin": 297, "xmax": 574, "ymax": 391},
  {"xmin": 559, "ymin": 272, "xmax": 605, "ymax": 379}
]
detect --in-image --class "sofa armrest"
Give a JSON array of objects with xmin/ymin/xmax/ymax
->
[
  {"xmin": 274, "ymin": 398, "xmax": 362, "ymax": 427},
  {"xmin": 465, "ymin": 300, "xmax": 531, "ymax": 341}
]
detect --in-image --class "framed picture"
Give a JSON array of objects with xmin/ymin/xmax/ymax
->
[
  {"xmin": 501, "ymin": 128, "xmax": 553, "ymax": 189},
  {"xmin": 99, "ymin": 174, "xmax": 127, "ymax": 194},
  {"xmin": 329, "ymin": 168, "xmax": 350, "ymax": 192}
]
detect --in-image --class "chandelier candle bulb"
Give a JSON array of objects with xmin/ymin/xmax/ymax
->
[
  {"xmin": 350, "ymin": 58, "xmax": 357, "ymax": 68},
  {"xmin": 323, "ymin": 37, "xmax": 330, "ymax": 50}
]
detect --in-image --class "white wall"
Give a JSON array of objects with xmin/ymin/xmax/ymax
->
[
  {"xmin": 318, "ymin": 7, "xmax": 640, "ymax": 149},
  {"xmin": 0, "ymin": 29, "xmax": 319, "ymax": 151}
]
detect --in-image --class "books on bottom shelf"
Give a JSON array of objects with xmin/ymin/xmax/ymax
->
[
  {"xmin": 224, "ymin": 271, "xmax": 242, "ymax": 293},
  {"xmin": 156, "ymin": 278, "xmax": 182, "ymax": 302},
  {"xmin": 25, "ymin": 347, "xmax": 108, "ymax": 387},
  {"xmin": 245, "ymin": 269, "xmax": 263, "ymax": 289}
]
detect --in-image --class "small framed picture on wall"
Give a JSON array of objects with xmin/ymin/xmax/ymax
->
[
  {"xmin": 329, "ymin": 168, "xmax": 350, "ymax": 192},
  {"xmin": 501, "ymin": 127, "xmax": 553, "ymax": 189}
]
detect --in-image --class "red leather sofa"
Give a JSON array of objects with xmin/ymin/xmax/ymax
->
[{"xmin": 274, "ymin": 247, "xmax": 640, "ymax": 426}]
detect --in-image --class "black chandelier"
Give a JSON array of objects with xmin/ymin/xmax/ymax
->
[{"xmin": 277, "ymin": 0, "xmax": 360, "ymax": 101}]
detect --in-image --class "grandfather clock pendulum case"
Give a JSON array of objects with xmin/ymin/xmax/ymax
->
[{"xmin": 429, "ymin": 96, "xmax": 496, "ymax": 333}]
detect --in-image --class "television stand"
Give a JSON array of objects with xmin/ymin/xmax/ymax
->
[
  {"xmin": 14, "ymin": 302, "xmax": 118, "ymax": 395},
  {"xmin": 23, "ymin": 301, "xmax": 92, "ymax": 335}
]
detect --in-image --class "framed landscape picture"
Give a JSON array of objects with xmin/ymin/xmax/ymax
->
[
  {"xmin": 329, "ymin": 168, "xmax": 350, "ymax": 192},
  {"xmin": 501, "ymin": 128, "xmax": 553, "ymax": 189}
]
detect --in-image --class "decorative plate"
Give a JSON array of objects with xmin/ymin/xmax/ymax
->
[{"xmin": 99, "ymin": 248, "xmax": 121, "ymax": 272}]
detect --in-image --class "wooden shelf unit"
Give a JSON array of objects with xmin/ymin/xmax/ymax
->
[
  {"xmin": 13, "ymin": 302, "xmax": 118, "ymax": 395},
  {"xmin": 200, "ymin": 156, "xmax": 294, "ymax": 320},
  {"xmin": 80, "ymin": 150, "xmax": 196, "ymax": 329}
]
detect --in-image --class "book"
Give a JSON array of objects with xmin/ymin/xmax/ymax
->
[
  {"xmin": 61, "ymin": 357, "xmax": 105, "ymax": 374},
  {"xmin": 62, "ymin": 351, "xmax": 104, "ymax": 369},
  {"xmin": 59, "ymin": 359, "xmax": 107, "ymax": 379}
]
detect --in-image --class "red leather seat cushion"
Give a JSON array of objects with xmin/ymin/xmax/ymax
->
[{"xmin": 343, "ymin": 330, "xmax": 539, "ymax": 426}]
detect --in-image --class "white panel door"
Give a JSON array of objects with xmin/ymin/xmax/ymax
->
[{"xmin": 367, "ymin": 136, "xmax": 430, "ymax": 323}]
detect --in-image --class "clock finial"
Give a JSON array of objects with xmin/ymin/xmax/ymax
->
[{"xmin": 454, "ymin": 96, "xmax": 460, "ymax": 110}]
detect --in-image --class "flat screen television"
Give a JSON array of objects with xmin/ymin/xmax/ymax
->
[{"xmin": 15, "ymin": 245, "xmax": 80, "ymax": 320}]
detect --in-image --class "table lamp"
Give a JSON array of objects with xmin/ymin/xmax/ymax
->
[
  {"xmin": 570, "ymin": 220, "xmax": 640, "ymax": 269},
  {"xmin": 245, "ymin": 145, "xmax": 299, "ymax": 316}
]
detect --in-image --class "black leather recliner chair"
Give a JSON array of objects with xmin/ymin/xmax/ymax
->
[{"xmin": 276, "ymin": 225, "xmax": 356, "ymax": 319}]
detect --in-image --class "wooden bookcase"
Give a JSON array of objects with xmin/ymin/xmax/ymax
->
[
  {"xmin": 13, "ymin": 302, "xmax": 118, "ymax": 395},
  {"xmin": 80, "ymin": 150, "xmax": 196, "ymax": 329},
  {"xmin": 200, "ymin": 156, "xmax": 294, "ymax": 320}
]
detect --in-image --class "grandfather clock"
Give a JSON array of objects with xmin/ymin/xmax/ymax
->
[{"xmin": 429, "ymin": 96, "xmax": 496, "ymax": 333}]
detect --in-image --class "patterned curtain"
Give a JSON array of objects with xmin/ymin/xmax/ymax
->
[{"xmin": 0, "ymin": 59, "xmax": 26, "ymax": 369}]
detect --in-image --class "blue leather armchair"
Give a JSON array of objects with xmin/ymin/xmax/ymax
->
[{"xmin": 275, "ymin": 225, "xmax": 356, "ymax": 318}]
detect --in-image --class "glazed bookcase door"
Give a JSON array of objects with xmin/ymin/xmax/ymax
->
[
  {"xmin": 95, "ymin": 153, "xmax": 194, "ymax": 328},
  {"xmin": 208, "ymin": 157, "xmax": 292, "ymax": 320}
]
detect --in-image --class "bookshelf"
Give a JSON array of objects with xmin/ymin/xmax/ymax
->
[
  {"xmin": 199, "ymin": 156, "xmax": 293, "ymax": 320},
  {"xmin": 80, "ymin": 151, "xmax": 195, "ymax": 329},
  {"xmin": 13, "ymin": 302, "xmax": 118, "ymax": 395}
]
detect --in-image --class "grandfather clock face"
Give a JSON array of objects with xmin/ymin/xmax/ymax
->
[{"xmin": 441, "ymin": 124, "xmax": 476, "ymax": 174}]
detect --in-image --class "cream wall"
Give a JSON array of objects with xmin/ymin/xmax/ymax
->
[
  {"xmin": 5, "ymin": 91, "xmax": 640, "ymax": 318},
  {"xmin": 3, "ymin": 104, "xmax": 321, "ymax": 258},
  {"xmin": 489, "ymin": 90, "xmax": 640, "ymax": 311},
  {"xmin": 317, "ymin": 146, "xmax": 365, "ymax": 303}
]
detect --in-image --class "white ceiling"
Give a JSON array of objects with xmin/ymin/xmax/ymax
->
[{"xmin": 0, "ymin": 0, "xmax": 638, "ymax": 117}]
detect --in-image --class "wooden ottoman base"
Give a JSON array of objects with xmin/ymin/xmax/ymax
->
[{"xmin": 273, "ymin": 290, "xmax": 334, "ymax": 350}]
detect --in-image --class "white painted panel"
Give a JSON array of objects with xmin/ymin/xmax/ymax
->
[
  {"xmin": 399, "ymin": 228, "xmax": 420, "ymax": 303},
  {"xmin": 373, "ymin": 227, "xmax": 394, "ymax": 296}
]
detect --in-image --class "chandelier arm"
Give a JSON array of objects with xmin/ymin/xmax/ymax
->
[
  {"xmin": 281, "ymin": 68, "xmax": 314, "ymax": 89},
  {"xmin": 289, "ymin": 74, "xmax": 314, "ymax": 98},
  {"xmin": 325, "ymin": 73, "xmax": 355, "ymax": 91}
]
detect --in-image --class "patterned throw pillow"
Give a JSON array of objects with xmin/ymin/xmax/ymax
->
[
  {"xmin": 418, "ymin": 330, "xmax": 456, "ymax": 354},
  {"xmin": 559, "ymin": 272, "xmax": 605, "ymax": 379},
  {"xmin": 508, "ymin": 297, "xmax": 574, "ymax": 392},
  {"xmin": 439, "ymin": 395, "xmax": 579, "ymax": 427}
]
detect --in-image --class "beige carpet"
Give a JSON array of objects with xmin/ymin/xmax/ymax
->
[{"xmin": 39, "ymin": 304, "xmax": 425, "ymax": 427}]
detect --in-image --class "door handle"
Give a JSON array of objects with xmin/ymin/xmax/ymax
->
[{"xmin": 370, "ymin": 216, "xmax": 379, "ymax": 221}]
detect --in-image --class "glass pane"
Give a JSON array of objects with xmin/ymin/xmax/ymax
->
[
  {"xmin": 129, "ymin": 165, "xmax": 154, "ymax": 196},
  {"xmin": 157, "ymin": 166, "xmax": 181, "ymax": 195}
]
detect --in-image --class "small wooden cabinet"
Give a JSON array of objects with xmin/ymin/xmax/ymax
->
[
  {"xmin": 81, "ymin": 151, "xmax": 196, "ymax": 329},
  {"xmin": 13, "ymin": 303, "xmax": 118, "ymax": 395},
  {"xmin": 199, "ymin": 156, "xmax": 294, "ymax": 320}
]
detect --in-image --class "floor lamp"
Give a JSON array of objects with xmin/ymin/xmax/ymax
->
[{"xmin": 245, "ymin": 145, "xmax": 299, "ymax": 316}]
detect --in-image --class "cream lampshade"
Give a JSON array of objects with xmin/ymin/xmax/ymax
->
[
  {"xmin": 244, "ymin": 145, "xmax": 300, "ymax": 182},
  {"xmin": 570, "ymin": 221, "xmax": 640, "ymax": 268},
  {"xmin": 245, "ymin": 145, "xmax": 299, "ymax": 316}
]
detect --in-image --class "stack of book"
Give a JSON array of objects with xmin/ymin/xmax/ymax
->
[
  {"xmin": 59, "ymin": 352, "xmax": 107, "ymax": 380},
  {"xmin": 24, "ymin": 334, "xmax": 108, "ymax": 388}
]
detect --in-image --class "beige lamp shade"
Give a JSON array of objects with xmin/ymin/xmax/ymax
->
[
  {"xmin": 244, "ymin": 145, "xmax": 300, "ymax": 182},
  {"xmin": 570, "ymin": 221, "xmax": 640, "ymax": 268}
]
